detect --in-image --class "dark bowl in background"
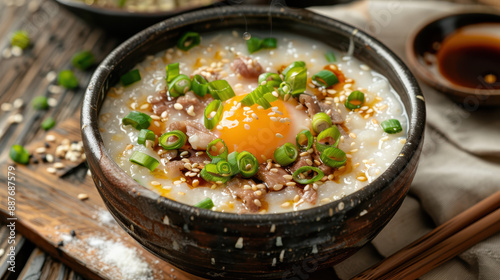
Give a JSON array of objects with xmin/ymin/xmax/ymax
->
[
  {"xmin": 53, "ymin": 0, "xmax": 354, "ymax": 37},
  {"xmin": 81, "ymin": 6, "xmax": 425, "ymax": 279},
  {"xmin": 406, "ymin": 12, "xmax": 500, "ymax": 106}
]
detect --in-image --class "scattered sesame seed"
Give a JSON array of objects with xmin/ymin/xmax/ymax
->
[
  {"xmin": 400, "ymin": 139, "xmax": 407, "ymax": 144},
  {"xmin": 243, "ymin": 184, "xmax": 252, "ymax": 190},
  {"xmin": 283, "ymin": 174, "xmax": 293, "ymax": 180},
  {"xmin": 178, "ymin": 192, "xmax": 185, "ymax": 195},
  {"xmin": 173, "ymin": 180, "xmax": 182, "ymax": 185},
  {"xmin": 350, "ymin": 149, "xmax": 359, "ymax": 153},
  {"xmin": 35, "ymin": 147, "xmax": 46, "ymax": 154},
  {"xmin": 253, "ymin": 199, "xmax": 262, "ymax": 207},
  {"xmin": 270, "ymin": 117, "xmax": 278, "ymax": 122},
  {"xmin": 314, "ymin": 159, "xmax": 321, "ymax": 166},
  {"xmin": 286, "ymin": 182, "xmax": 296, "ymax": 186},
  {"xmin": 1, "ymin": 103, "xmax": 12, "ymax": 111},
  {"xmin": 281, "ymin": 202, "xmax": 291, "ymax": 208},
  {"xmin": 273, "ymin": 184, "xmax": 284, "ymax": 191},
  {"xmin": 305, "ymin": 159, "xmax": 313, "ymax": 166},
  {"xmin": 244, "ymin": 124, "xmax": 250, "ymax": 130},
  {"xmin": 53, "ymin": 162, "xmax": 65, "ymax": 169},
  {"xmin": 293, "ymin": 195, "xmax": 300, "ymax": 202},
  {"xmin": 270, "ymin": 168, "xmax": 279, "ymax": 173},
  {"xmin": 255, "ymin": 190, "xmax": 262, "ymax": 196},
  {"xmin": 151, "ymin": 181, "xmax": 161, "ymax": 186},
  {"xmin": 380, "ymin": 136, "xmax": 389, "ymax": 141},
  {"xmin": 174, "ymin": 103, "xmax": 183, "ymax": 110},
  {"xmin": 180, "ymin": 151, "xmax": 189, "ymax": 157},
  {"xmin": 192, "ymin": 180, "xmax": 200, "ymax": 187},
  {"xmin": 275, "ymin": 133, "xmax": 283, "ymax": 138},
  {"xmin": 349, "ymin": 133, "xmax": 357, "ymax": 139},
  {"xmin": 47, "ymin": 167, "xmax": 56, "ymax": 174},
  {"xmin": 77, "ymin": 193, "xmax": 89, "ymax": 201},
  {"xmin": 46, "ymin": 154, "xmax": 54, "ymax": 163},
  {"xmin": 357, "ymin": 176, "xmax": 367, "ymax": 182}
]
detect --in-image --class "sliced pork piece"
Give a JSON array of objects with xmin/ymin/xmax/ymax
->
[
  {"xmin": 289, "ymin": 153, "xmax": 312, "ymax": 174},
  {"xmin": 185, "ymin": 121, "xmax": 217, "ymax": 150},
  {"xmin": 311, "ymin": 144, "xmax": 333, "ymax": 175},
  {"xmin": 150, "ymin": 90, "xmax": 175, "ymax": 116},
  {"xmin": 319, "ymin": 102, "xmax": 344, "ymax": 124},
  {"xmin": 162, "ymin": 151, "xmax": 210, "ymax": 177},
  {"xmin": 255, "ymin": 165, "xmax": 289, "ymax": 191},
  {"xmin": 231, "ymin": 56, "xmax": 263, "ymax": 79},
  {"xmin": 299, "ymin": 188, "xmax": 317, "ymax": 205},
  {"xmin": 226, "ymin": 178, "xmax": 266, "ymax": 213},
  {"xmin": 299, "ymin": 94, "xmax": 321, "ymax": 118}
]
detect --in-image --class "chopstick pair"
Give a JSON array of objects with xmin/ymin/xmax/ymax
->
[{"xmin": 352, "ymin": 191, "xmax": 500, "ymax": 280}]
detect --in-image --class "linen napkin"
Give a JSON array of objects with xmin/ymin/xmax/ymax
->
[{"xmin": 309, "ymin": 1, "xmax": 500, "ymax": 279}]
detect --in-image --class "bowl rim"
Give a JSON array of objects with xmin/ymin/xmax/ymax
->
[
  {"xmin": 405, "ymin": 11, "xmax": 500, "ymax": 99},
  {"xmin": 82, "ymin": 5, "xmax": 425, "ymax": 223}
]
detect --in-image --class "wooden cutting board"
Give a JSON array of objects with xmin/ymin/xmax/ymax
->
[
  {"xmin": 0, "ymin": 113, "xmax": 334, "ymax": 280},
  {"xmin": 0, "ymin": 113, "xmax": 205, "ymax": 280}
]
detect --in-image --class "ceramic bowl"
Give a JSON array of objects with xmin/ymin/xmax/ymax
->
[
  {"xmin": 406, "ymin": 12, "xmax": 500, "ymax": 106},
  {"xmin": 82, "ymin": 6, "xmax": 425, "ymax": 279}
]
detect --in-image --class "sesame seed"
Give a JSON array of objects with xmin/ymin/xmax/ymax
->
[
  {"xmin": 357, "ymin": 176, "xmax": 367, "ymax": 182},
  {"xmin": 255, "ymin": 190, "xmax": 262, "ymax": 196},
  {"xmin": 380, "ymin": 136, "xmax": 389, "ymax": 141},
  {"xmin": 273, "ymin": 184, "xmax": 284, "ymax": 191},
  {"xmin": 286, "ymin": 182, "xmax": 296, "ymax": 186},
  {"xmin": 346, "ymin": 154, "xmax": 352, "ymax": 159},
  {"xmin": 275, "ymin": 133, "xmax": 283, "ymax": 138},
  {"xmin": 216, "ymin": 125, "xmax": 223, "ymax": 130},
  {"xmin": 320, "ymin": 198, "xmax": 331, "ymax": 204},
  {"xmin": 350, "ymin": 149, "xmax": 359, "ymax": 153},
  {"xmin": 283, "ymin": 174, "xmax": 293, "ymax": 180},
  {"xmin": 349, "ymin": 133, "xmax": 357, "ymax": 139},
  {"xmin": 294, "ymin": 195, "xmax": 300, "ymax": 202},
  {"xmin": 328, "ymin": 175, "xmax": 334, "ymax": 181},
  {"xmin": 173, "ymin": 180, "xmax": 182, "ymax": 185},
  {"xmin": 299, "ymin": 152, "xmax": 309, "ymax": 157},
  {"xmin": 192, "ymin": 180, "xmax": 200, "ymax": 187},
  {"xmin": 254, "ymin": 199, "xmax": 262, "ymax": 207},
  {"xmin": 305, "ymin": 159, "xmax": 313, "ymax": 166},
  {"xmin": 184, "ymin": 163, "xmax": 193, "ymax": 170},
  {"xmin": 174, "ymin": 103, "xmax": 183, "ymax": 110},
  {"xmin": 360, "ymin": 64, "xmax": 370, "ymax": 71},
  {"xmin": 45, "ymin": 134, "xmax": 56, "ymax": 142},
  {"xmin": 54, "ymin": 162, "xmax": 65, "ymax": 169},
  {"xmin": 151, "ymin": 181, "xmax": 161, "ymax": 186},
  {"xmin": 35, "ymin": 147, "xmax": 46, "ymax": 154},
  {"xmin": 257, "ymin": 184, "xmax": 266, "ymax": 189},
  {"xmin": 304, "ymin": 185, "xmax": 310, "ymax": 191},
  {"xmin": 244, "ymin": 124, "xmax": 250, "ymax": 130},
  {"xmin": 1, "ymin": 103, "xmax": 12, "ymax": 111},
  {"xmin": 46, "ymin": 154, "xmax": 54, "ymax": 163},
  {"xmin": 125, "ymin": 144, "xmax": 133, "ymax": 150},
  {"xmin": 270, "ymin": 168, "xmax": 279, "ymax": 173},
  {"xmin": 178, "ymin": 192, "xmax": 186, "ymax": 195},
  {"xmin": 314, "ymin": 160, "xmax": 321, "ymax": 165},
  {"xmin": 47, "ymin": 167, "xmax": 56, "ymax": 174},
  {"xmin": 180, "ymin": 151, "xmax": 189, "ymax": 156},
  {"xmin": 272, "ymin": 91, "xmax": 279, "ymax": 98},
  {"xmin": 161, "ymin": 111, "xmax": 168, "ymax": 118},
  {"xmin": 400, "ymin": 139, "xmax": 407, "ymax": 144},
  {"xmin": 281, "ymin": 202, "xmax": 291, "ymax": 208},
  {"xmin": 270, "ymin": 117, "xmax": 278, "ymax": 122},
  {"xmin": 251, "ymin": 113, "xmax": 258, "ymax": 120},
  {"xmin": 360, "ymin": 106, "xmax": 369, "ymax": 111},
  {"xmin": 244, "ymin": 184, "xmax": 252, "ymax": 190},
  {"xmin": 307, "ymin": 148, "xmax": 314, "ymax": 154},
  {"xmin": 78, "ymin": 193, "xmax": 89, "ymax": 201},
  {"xmin": 371, "ymin": 119, "xmax": 379, "ymax": 125}
]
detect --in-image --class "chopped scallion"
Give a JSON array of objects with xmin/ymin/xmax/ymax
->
[
  {"xmin": 201, "ymin": 164, "xmax": 231, "ymax": 183},
  {"xmin": 166, "ymin": 63, "xmax": 179, "ymax": 83},
  {"xmin": 345, "ymin": 90, "xmax": 365, "ymax": 110},
  {"xmin": 316, "ymin": 126, "xmax": 341, "ymax": 153},
  {"xmin": 138, "ymin": 129, "xmax": 155, "ymax": 145},
  {"xmin": 237, "ymin": 151, "xmax": 259, "ymax": 178},
  {"xmin": 261, "ymin": 38, "xmax": 277, "ymax": 49},
  {"xmin": 159, "ymin": 130, "xmax": 187, "ymax": 150},
  {"xmin": 296, "ymin": 130, "xmax": 313, "ymax": 151},
  {"xmin": 312, "ymin": 70, "xmax": 339, "ymax": 87},
  {"xmin": 194, "ymin": 198, "xmax": 214, "ymax": 209},
  {"xmin": 192, "ymin": 74, "xmax": 208, "ymax": 97},
  {"xmin": 207, "ymin": 139, "xmax": 228, "ymax": 159},
  {"xmin": 32, "ymin": 96, "xmax": 49, "ymax": 110},
  {"xmin": 320, "ymin": 147, "xmax": 347, "ymax": 168},
  {"xmin": 312, "ymin": 112, "xmax": 332, "ymax": 133},
  {"xmin": 58, "ymin": 70, "xmax": 79, "ymax": 89},
  {"xmin": 168, "ymin": 74, "xmax": 191, "ymax": 98},
  {"xmin": 325, "ymin": 51, "xmax": 337, "ymax": 63},
  {"xmin": 41, "ymin": 117, "xmax": 56, "ymax": 130},
  {"xmin": 9, "ymin": 144, "xmax": 30, "ymax": 165},
  {"xmin": 285, "ymin": 67, "xmax": 307, "ymax": 96},
  {"xmin": 292, "ymin": 166, "xmax": 324, "ymax": 184},
  {"xmin": 208, "ymin": 80, "xmax": 235, "ymax": 101},
  {"xmin": 258, "ymin": 72, "xmax": 282, "ymax": 88},
  {"xmin": 120, "ymin": 69, "xmax": 141, "ymax": 86},
  {"xmin": 227, "ymin": 151, "xmax": 240, "ymax": 176},
  {"xmin": 274, "ymin": 143, "xmax": 299, "ymax": 166},
  {"xmin": 204, "ymin": 99, "xmax": 223, "ymax": 130},
  {"xmin": 71, "ymin": 51, "xmax": 95, "ymax": 70},
  {"xmin": 122, "ymin": 111, "xmax": 152, "ymax": 130},
  {"xmin": 282, "ymin": 61, "xmax": 305, "ymax": 77},
  {"xmin": 381, "ymin": 119, "xmax": 403, "ymax": 134},
  {"xmin": 11, "ymin": 31, "xmax": 29, "ymax": 49},
  {"xmin": 216, "ymin": 160, "xmax": 233, "ymax": 176},
  {"xmin": 246, "ymin": 37, "xmax": 262, "ymax": 54},
  {"xmin": 177, "ymin": 32, "xmax": 201, "ymax": 51},
  {"xmin": 129, "ymin": 151, "xmax": 159, "ymax": 171}
]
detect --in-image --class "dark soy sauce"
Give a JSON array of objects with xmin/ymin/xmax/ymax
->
[{"xmin": 437, "ymin": 25, "xmax": 500, "ymax": 90}]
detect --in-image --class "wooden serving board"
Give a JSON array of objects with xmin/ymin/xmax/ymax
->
[
  {"xmin": 0, "ymin": 113, "xmax": 334, "ymax": 279},
  {"xmin": 0, "ymin": 113, "xmax": 205, "ymax": 280}
]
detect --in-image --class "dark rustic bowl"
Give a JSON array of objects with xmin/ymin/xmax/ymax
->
[
  {"xmin": 406, "ymin": 12, "xmax": 500, "ymax": 106},
  {"xmin": 82, "ymin": 6, "xmax": 425, "ymax": 279}
]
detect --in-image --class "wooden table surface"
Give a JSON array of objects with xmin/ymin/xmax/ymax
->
[{"xmin": 0, "ymin": 1, "xmax": 341, "ymax": 279}]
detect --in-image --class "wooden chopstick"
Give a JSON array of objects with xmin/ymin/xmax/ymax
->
[{"xmin": 352, "ymin": 190, "xmax": 500, "ymax": 280}]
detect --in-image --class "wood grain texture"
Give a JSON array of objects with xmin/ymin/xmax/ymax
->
[{"xmin": 0, "ymin": 114, "xmax": 205, "ymax": 280}]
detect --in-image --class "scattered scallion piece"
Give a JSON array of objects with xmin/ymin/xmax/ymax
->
[
  {"xmin": 278, "ymin": 81, "xmax": 292, "ymax": 98},
  {"xmin": 320, "ymin": 147, "xmax": 347, "ymax": 168},
  {"xmin": 32, "ymin": 96, "xmax": 49, "ymax": 110},
  {"xmin": 11, "ymin": 31, "xmax": 29, "ymax": 49},
  {"xmin": 240, "ymin": 85, "xmax": 276, "ymax": 109},
  {"xmin": 194, "ymin": 198, "xmax": 214, "ymax": 209},
  {"xmin": 282, "ymin": 61, "xmax": 305, "ymax": 77},
  {"xmin": 325, "ymin": 51, "xmax": 337, "ymax": 63},
  {"xmin": 296, "ymin": 130, "xmax": 313, "ymax": 151},
  {"xmin": 207, "ymin": 139, "xmax": 228, "ymax": 159},
  {"xmin": 274, "ymin": 143, "xmax": 299, "ymax": 166},
  {"xmin": 71, "ymin": 51, "xmax": 95, "ymax": 70},
  {"xmin": 381, "ymin": 119, "xmax": 403, "ymax": 134},
  {"xmin": 129, "ymin": 151, "xmax": 159, "ymax": 172},
  {"xmin": 122, "ymin": 111, "xmax": 152, "ymax": 130},
  {"xmin": 166, "ymin": 63, "xmax": 179, "ymax": 83},
  {"xmin": 137, "ymin": 129, "xmax": 155, "ymax": 145},
  {"xmin": 312, "ymin": 112, "xmax": 332, "ymax": 133},
  {"xmin": 41, "ymin": 117, "xmax": 56, "ymax": 130},
  {"xmin": 9, "ymin": 144, "xmax": 30, "ymax": 165},
  {"xmin": 285, "ymin": 67, "xmax": 307, "ymax": 96},
  {"xmin": 258, "ymin": 73, "xmax": 282, "ymax": 88},
  {"xmin": 207, "ymin": 80, "xmax": 235, "ymax": 101},
  {"xmin": 159, "ymin": 130, "xmax": 187, "ymax": 150},
  {"xmin": 292, "ymin": 166, "xmax": 324, "ymax": 184},
  {"xmin": 204, "ymin": 99, "xmax": 223, "ymax": 130},
  {"xmin": 168, "ymin": 74, "xmax": 191, "ymax": 97},
  {"xmin": 201, "ymin": 164, "xmax": 231, "ymax": 183},
  {"xmin": 192, "ymin": 74, "xmax": 208, "ymax": 97},
  {"xmin": 216, "ymin": 160, "xmax": 233, "ymax": 176},
  {"xmin": 312, "ymin": 70, "xmax": 339, "ymax": 87},
  {"xmin": 246, "ymin": 37, "xmax": 262, "ymax": 54},
  {"xmin": 345, "ymin": 90, "xmax": 365, "ymax": 110},
  {"xmin": 316, "ymin": 126, "xmax": 341, "ymax": 153},
  {"xmin": 261, "ymin": 38, "xmax": 277, "ymax": 49},
  {"xmin": 58, "ymin": 70, "xmax": 79, "ymax": 89},
  {"xmin": 177, "ymin": 32, "xmax": 201, "ymax": 51},
  {"xmin": 237, "ymin": 151, "xmax": 259, "ymax": 178},
  {"xmin": 120, "ymin": 69, "xmax": 141, "ymax": 86}
]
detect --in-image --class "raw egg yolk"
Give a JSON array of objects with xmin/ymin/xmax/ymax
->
[{"xmin": 217, "ymin": 95, "xmax": 292, "ymax": 163}]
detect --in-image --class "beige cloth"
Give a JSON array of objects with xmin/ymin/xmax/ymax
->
[{"xmin": 309, "ymin": 1, "xmax": 500, "ymax": 279}]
